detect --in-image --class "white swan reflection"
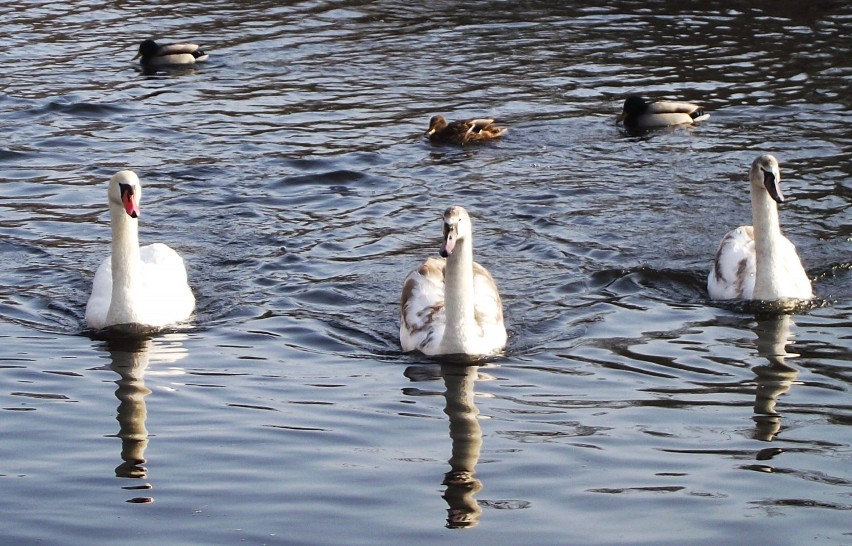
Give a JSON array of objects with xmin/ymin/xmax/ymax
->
[
  {"xmin": 752, "ymin": 315, "xmax": 800, "ymax": 442},
  {"xmin": 441, "ymin": 363, "xmax": 487, "ymax": 529},
  {"xmin": 405, "ymin": 362, "xmax": 493, "ymax": 528},
  {"xmin": 104, "ymin": 334, "xmax": 188, "ymax": 503}
]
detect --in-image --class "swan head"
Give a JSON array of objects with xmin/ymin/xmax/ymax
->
[
  {"xmin": 440, "ymin": 206, "xmax": 471, "ymax": 258},
  {"xmin": 109, "ymin": 170, "xmax": 141, "ymax": 219},
  {"xmin": 750, "ymin": 154, "xmax": 783, "ymax": 203},
  {"xmin": 427, "ymin": 115, "xmax": 448, "ymax": 136}
]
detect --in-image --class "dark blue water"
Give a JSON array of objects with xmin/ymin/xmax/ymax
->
[{"xmin": 1, "ymin": 1, "xmax": 850, "ymax": 544}]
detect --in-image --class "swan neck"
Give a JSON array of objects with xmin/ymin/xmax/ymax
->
[
  {"xmin": 108, "ymin": 206, "xmax": 142, "ymax": 325},
  {"xmin": 751, "ymin": 185, "xmax": 783, "ymax": 299},
  {"xmin": 441, "ymin": 237, "xmax": 476, "ymax": 353}
]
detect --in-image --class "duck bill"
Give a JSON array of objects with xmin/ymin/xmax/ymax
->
[
  {"xmin": 616, "ymin": 112, "xmax": 627, "ymax": 123},
  {"xmin": 132, "ymin": 52, "xmax": 142, "ymax": 61},
  {"xmin": 763, "ymin": 168, "xmax": 784, "ymax": 203},
  {"xmin": 119, "ymin": 183, "xmax": 140, "ymax": 218}
]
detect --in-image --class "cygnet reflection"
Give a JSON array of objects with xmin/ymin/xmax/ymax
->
[{"xmin": 752, "ymin": 315, "xmax": 800, "ymax": 442}]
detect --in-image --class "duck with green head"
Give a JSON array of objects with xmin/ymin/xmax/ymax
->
[
  {"xmin": 616, "ymin": 95, "xmax": 709, "ymax": 129},
  {"xmin": 133, "ymin": 39, "xmax": 209, "ymax": 69}
]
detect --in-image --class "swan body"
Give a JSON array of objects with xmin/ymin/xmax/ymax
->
[
  {"xmin": 86, "ymin": 170, "xmax": 195, "ymax": 331},
  {"xmin": 133, "ymin": 39, "xmax": 209, "ymax": 68},
  {"xmin": 708, "ymin": 154, "xmax": 812, "ymax": 301},
  {"xmin": 616, "ymin": 95, "xmax": 709, "ymax": 128},
  {"xmin": 400, "ymin": 206, "xmax": 507, "ymax": 357},
  {"xmin": 426, "ymin": 115, "xmax": 507, "ymax": 145}
]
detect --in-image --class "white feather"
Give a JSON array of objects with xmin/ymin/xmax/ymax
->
[
  {"xmin": 85, "ymin": 171, "xmax": 195, "ymax": 330},
  {"xmin": 708, "ymin": 155, "xmax": 812, "ymax": 301},
  {"xmin": 400, "ymin": 207, "xmax": 506, "ymax": 357}
]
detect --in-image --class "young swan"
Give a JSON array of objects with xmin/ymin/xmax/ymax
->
[
  {"xmin": 616, "ymin": 95, "xmax": 709, "ymax": 129},
  {"xmin": 708, "ymin": 154, "xmax": 812, "ymax": 301},
  {"xmin": 86, "ymin": 170, "xmax": 195, "ymax": 330},
  {"xmin": 400, "ymin": 206, "xmax": 507, "ymax": 356}
]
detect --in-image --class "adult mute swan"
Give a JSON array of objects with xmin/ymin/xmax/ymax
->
[
  {"xmin": 426, "ymin": 115, "xmax": 507, "ymax": 145},
  {"xmin": 85, "ymin": 170, "xmax": 195, "ymax": 331},
  {"xmin": 616, "ymin": 95, "xmax": 709, "ymax": 129},
  {"xmin": 708, "ymin": 154, "xmax": 812, "ymax": 301},
  {"xmin": 400, "ymin": 206, "xmax": 507, "ymax": 357}
]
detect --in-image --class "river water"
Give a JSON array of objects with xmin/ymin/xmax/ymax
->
[{"xmin": 1, "ymin": 1, "xmax": 850, "ymax": 544}]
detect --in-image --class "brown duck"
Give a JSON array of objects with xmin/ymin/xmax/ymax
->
[{"xmin": 425, "ymin": 115, "xmax": 507, "ymax": 145}]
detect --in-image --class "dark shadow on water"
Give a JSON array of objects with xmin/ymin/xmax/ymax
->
[
  {"xmin": 404, "ymin": 361, "xmax": 530, "ymax": 529},
  {"xmin": 403, "ymin": 362, "xmax": 485, "ymax": 528},
  {"xmin": 751, "ymin": 315, "xmax": 800, "ymax": 443},
  {"xmin": 440, "ymin": 363, "xmax": 484, "ymax": 529},
  {"xmin": 101, "ymin": 334, "xmax": 189, "ymax": 504},
  {"xmin": 105, "ymin": 337, "xmax": 154, "ymax": 503}
]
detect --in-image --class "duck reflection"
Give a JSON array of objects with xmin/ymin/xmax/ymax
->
[
  {"xmin": 752, "ymin": 315, "xmax": 800, "ymax": 442},
  {"xmin": 104, "ymin": 334, "xmax": 187, "ymax": 503},
  {"xmin": 405, "ymin": 362, "xmax": 489, "ymax": 529}
]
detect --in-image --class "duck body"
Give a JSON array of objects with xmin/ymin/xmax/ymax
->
[
  {"xmin": 617, "ymin": 95, "xmax": 709, "ymax": 128},
  {"xmin": 426, "ymin": 115, "xmax": 507, "ymax": 145},
  {"xmin": 708, "ymin": 155, "xmax": 812, "ymax": 301},
  {"xmin": 85, "ymin": 171, "xmax": 195, "ymax": 331},
  {"xmin": 134, "ymin": 39, "xmax": 209, "ymax": 68},
  {"xmin": 400, "ymin": 206, "xmax": 506, "ymax": 357}
]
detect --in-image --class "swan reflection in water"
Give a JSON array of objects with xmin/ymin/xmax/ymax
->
[
  {"xmin": 751, "ymin": 315, "xmax": 800, "ymax": 442},
  {"xmin": 103, "ymin": 334, "xmax": 188, "ymax": 503},
  {"xmin": 405, "ymin": 362, "xmax": 493, "ymax": 529}
]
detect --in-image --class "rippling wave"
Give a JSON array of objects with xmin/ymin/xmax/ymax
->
[{"xmin": 1, "ymin": 1, "xmax": 849, "ymax": 544}]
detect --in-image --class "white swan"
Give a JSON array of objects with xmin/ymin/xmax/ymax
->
[
  {"xmin": 708, "ymin": 154, "xmax": 812, "ymax": 301},
  {"xmin": 85, "ymin": 170, "xmax": 195, "ymax": 330},
  {"xmin": 400, "ymin": 206, "xmax": 507, "ymax": 356}
]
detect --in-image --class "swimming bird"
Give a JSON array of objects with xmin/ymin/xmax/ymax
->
[
  {"xmin": 133, "ymin": 39, "xmax": 209, "ymax": 68},
  {"xmin": 426, "ymin": 115, "xmax": 507, "ymax": 145},
  {"xmin": 86, "ymin": 171, "xmax": 195, "ymax": 331},
  {"xmin": 616, "ymin": 95, "xmax": 709, "ymax": 129},
  {"xmin": 400, "ymin": 206, "xmax": 507, "ymax": 357},
  {"xmin": 708, "ymin": 154, "xmax": 812, "ymax": 301}
]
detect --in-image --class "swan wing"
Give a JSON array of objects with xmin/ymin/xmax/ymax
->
[
  {"xmin": 400, "ymin": 257, "xmax": 446, "ymax": 354},
  {"xmin": 472, "ymin": 261, "xmax": 507, "ymax": 348},
  {"xmin": 85, "ymin": 255, "xmax": 114, "ymax": 329},
  {"xmin": 708, "ymin": 226, "xmax": 755, "ymax": 300},
  {"xmin": 776, "ymin": 236, "xmax": 813, "ymax": 299},
  {"xmin": 138, "ymin": 243, "xmax": 195, "ymax": 327}
]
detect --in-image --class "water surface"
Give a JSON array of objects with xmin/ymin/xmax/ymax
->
[{"xmin": 1, "ymin": 1, "xmax": 850, "ymax": 544}]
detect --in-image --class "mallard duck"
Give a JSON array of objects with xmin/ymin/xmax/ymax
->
[
  {"xmin": 616, "ymin": 95, "xmax": 709, "ymax": 128},
  {"xmin": 400, "ymin": 206, "xmax": 507, "ymax": 357},
  {"xmin": 426, "ymin": 115, "xmax": 507, "ymax": 145},
  {"xmin": 708, "ymin": 154, "xmax": 812, "ymax": 301},
  {"xmin": 133, "ymin": 39, "xmax": 209, "ymax": 68},
  {"xmin": 86, "ymin": 170, "xmax": 195, "ymax": 330}
]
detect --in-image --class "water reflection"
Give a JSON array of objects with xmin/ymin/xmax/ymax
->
[
  {"xmin": 404, "ymin": 362, "xmax": 490, "ymax": 529},
  {"xmin": 105, "ymin": 335, "xmax": 187, "ymax": 503},
  {"xmin": 441, "ymin": 363, "xmax": 485, "ymax": 529},
  {"xmin": 751, "ymin": 315, "xmax": 799, "ymax": 442}
]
